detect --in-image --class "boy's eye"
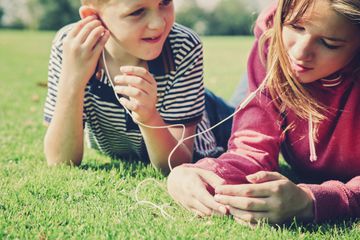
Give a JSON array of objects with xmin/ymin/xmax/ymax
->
[
  {"xmin": 129, "ymin": 8, "xmax": 145, "ymax": 16},
  {"xmin": 160, "ymin": 0, "xmax": 173, "ymax": 6},
  {"xmin": 321, "ymin": 39, "xmax": 341, "ymax": 50}
]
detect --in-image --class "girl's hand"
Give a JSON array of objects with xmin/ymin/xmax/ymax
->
[
  {"xmin": 167, "ymin": 166, "xmax": 228, "ymax": 217},
  {"xmin": 114, "ymin": 66, "xmax": 158, "ymax": 124},
  {"xmin": 214, "ymin": 171, "xmax": 314, "ymax": 224},
  {"xmin": 61, "ymin": 15, "xmax": 110, "ymax": 88}
]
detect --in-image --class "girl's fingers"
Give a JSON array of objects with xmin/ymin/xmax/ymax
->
[
  {"xmin": 114, "ymin": 75, "xmax": 152, "ymax": 94},
  {"xmin": 229, "ymin": 206, "xmax": 269, "ymax": 224},
  {"xmin": 68, "ymin": 15, "xmax": 97, "ymax": 38},
  {"xmin": 214, "ymin": 194, "xmax": 269, "ymax": 211},
  {"xmin": 120, "ymin": 66, "xmax": 154, "ymax": 84},
  {"xmin": 215, "ymin": 183, "xmax": 271, "ymax": 197},
  {"xmin": 246, "ymin": 171, "xmax": 286, "ymax": 184}
]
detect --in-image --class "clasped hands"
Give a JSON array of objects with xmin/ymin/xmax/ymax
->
[{"xmin": 167, "ymin": 167, "xmax": 314, "ymax": 225}]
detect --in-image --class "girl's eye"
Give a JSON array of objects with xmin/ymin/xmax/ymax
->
[
  {"xmin": 321, "ymin": 39, "xmax": 341, "ymax": 50},
  {"xmin": 129, "ymin": 8, "xmax": 145, "ymax": 16},
  {"xmin": 291, "ymin": 24, "xmax": 305, "ymax": 31},
  {"xmin": 160, "ymin": 0, "xmax": 173, "ymax": 6}
]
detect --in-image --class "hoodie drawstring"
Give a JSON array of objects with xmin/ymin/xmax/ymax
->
[{"xmin": 308, "ymin": 113, "xmax": 317, "ymax": 162}]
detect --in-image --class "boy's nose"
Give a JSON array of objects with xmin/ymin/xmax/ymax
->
[
  {"xmin": 148, "ymin": 12, "xmax": 166, "ymax": 30},
  {"xmin": 290, "ymin": 36, "xmax": 314, "ymax": 62}
]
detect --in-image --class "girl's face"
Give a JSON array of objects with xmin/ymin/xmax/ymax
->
[
  {"xmin": 99, "ymin": 0, "xmax": 174, "ymax": 60},
  {"xmin": 282, "ymin": 0, "xmax": 360, "ymax": 83}
]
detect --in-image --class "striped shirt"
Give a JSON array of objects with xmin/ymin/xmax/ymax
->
[{"xmin": 44, "ymin": 23, "xmax": 220, "ymax": 162}]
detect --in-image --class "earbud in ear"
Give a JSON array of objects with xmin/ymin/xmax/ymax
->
[{"xmin": 79, "ymin": 6, "xmax": 98, "ymax": 19}]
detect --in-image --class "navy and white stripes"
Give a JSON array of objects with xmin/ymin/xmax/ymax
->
[{"xmin": 44, "ymin": 23, "xmax": 219, "ymax": 162}]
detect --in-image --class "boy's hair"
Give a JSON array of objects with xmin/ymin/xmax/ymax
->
[
  {"xmin": 259, "ymin": 0, "xmax": 360, "ymax": 136},
  {"xmin": 81, "ymin": 0, "xmax": 110, "ymax": 6}
]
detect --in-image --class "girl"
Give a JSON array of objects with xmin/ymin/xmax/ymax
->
[
  {"xmin": 43, "ymin": 0, "xmax": 234, "ymax": 174},
  {"xmin": 168, "ymin": 0, "xmax": 360, "ymax": 224}
]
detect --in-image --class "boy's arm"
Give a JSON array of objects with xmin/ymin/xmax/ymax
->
[
  {"xmin": 140, "ymin": 113, "xmax": 199, "ymax": 175},
  {"xmin": 44, "ymin": 16, "xmax": 109, "ymax": 166}
]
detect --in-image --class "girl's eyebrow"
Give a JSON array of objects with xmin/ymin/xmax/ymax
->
[{"xmin": 323, "ymin": 36, "xmax": 347, "ymax": 42}]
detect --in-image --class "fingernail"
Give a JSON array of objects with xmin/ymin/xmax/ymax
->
[
  {"xmin": 114, "ymin": 86, "xmax": 122, "ymax": 92},
  {"xmin": 246, "ymin": 174, "xmax": 256, "ymax": 180},
  {"xmin": 214, "ymin": 194, "xmax": 220, "ymax": 200}
]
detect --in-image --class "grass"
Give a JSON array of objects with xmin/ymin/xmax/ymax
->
[{"xmin": 0, "ymin": 30, "xmax": 359, "ymax": 239}]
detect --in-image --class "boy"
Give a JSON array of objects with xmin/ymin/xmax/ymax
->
[{"xmin": 44, "ymin": 0, "xmax": 234, "ymax": 174}]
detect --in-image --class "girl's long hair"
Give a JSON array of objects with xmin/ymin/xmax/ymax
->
[{"xmin": 259, "ymin": 0, "xmax": 360, "ymax": 136}]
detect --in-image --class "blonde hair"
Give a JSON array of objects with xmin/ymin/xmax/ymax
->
[
  {"xmin": 81, "ymin": 0, "xmax": 111, "ymax": 7},
  {"xmin": 260, "ymin": 0, "xmax": 360, "ymax": 133}
]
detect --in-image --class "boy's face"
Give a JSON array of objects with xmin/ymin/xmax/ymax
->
[{"xmin": 98, "ymin": 0, "xmax": 174, "ymax": 60}]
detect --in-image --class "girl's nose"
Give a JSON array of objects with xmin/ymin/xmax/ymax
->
[
  {"xmin": 290, "ymin": 35, "xmax": 314, "ymax": 62},
  {"xmin": 148, "ymin": 12, "xmax": 166, "ymax": 30}
]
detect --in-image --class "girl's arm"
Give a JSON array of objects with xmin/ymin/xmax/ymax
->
[
  {"xmin": 299, "ymin": 177, "xmax": 360, "ymax": 222},
  {"xmin": 44, "ymin": 17, "xmax": 109, "ymax": 166}
]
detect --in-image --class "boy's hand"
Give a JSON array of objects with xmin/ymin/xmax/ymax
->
[
  {"xmin": 114, "ymin": 66, "xmax": 158, "ymax": 124},
  {"xmin": 167, "ymin": 166, "xmax": 228, "ymax": 217},
  {"xmin": 61, "ymin": 15, "xmax": 109, "ymax": 89},
  {"xmin": 214, "ymin": 171, "xmax": 314, "ymax": 224}
]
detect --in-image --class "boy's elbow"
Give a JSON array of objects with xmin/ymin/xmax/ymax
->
[
  {"xmin": 44, "ymin": 143, "xmax": 82, "ymax": 167},
  {"xmin": 46, "ymin": 154, "xmax": 82, "ymax": 167}
]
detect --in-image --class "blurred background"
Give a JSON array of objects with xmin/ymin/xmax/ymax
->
[{"xmin": 0, "ymin": 0, "xmax": 275, "ymax": 35}]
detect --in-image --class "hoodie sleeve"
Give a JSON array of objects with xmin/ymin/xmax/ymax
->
[
  {"xmin": 188, "ymin": 5, "xmax": 281, "ymax": 185},
  {"xmin": 191, "ymin": 91, "xmax": 283, "ymax": 184},
  {"xmin": 299, "ymin": 177, "xmax": 360, "ymax": 222}
]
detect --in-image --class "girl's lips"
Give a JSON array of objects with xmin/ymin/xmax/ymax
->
[{"xmin": 291, "ymin": 61, "xmax": 313, "ymax": 73}]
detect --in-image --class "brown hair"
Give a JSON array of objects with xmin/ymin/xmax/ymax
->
[{"xmin": 259, "ymin": 0, "xmax": 360, "ymax": 136}]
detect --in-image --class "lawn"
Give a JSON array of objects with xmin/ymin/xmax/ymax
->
[{"xmin": 0, "ymin": 30, "xmax": 359, "ymax": 239}]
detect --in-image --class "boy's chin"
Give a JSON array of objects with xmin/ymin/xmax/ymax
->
[{"xmin": 140, "ymin": 51, "xmax": 162, "ymax": 61}]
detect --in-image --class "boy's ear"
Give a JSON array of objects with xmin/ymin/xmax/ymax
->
[{"xmin": 79, "ymin": 6, "xmax": 98, "ymax": 19}]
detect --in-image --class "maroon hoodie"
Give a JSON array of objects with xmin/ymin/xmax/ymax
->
[{"xmin": 191, "ymin": 4, "xmax": 360, "ymax": 222}]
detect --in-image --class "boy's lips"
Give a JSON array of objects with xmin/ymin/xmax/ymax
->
[{"xmin": 142, "ymin": 35, "xmax": 162, "ymax": 43}]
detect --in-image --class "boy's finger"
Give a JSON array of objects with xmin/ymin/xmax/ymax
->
[
  {"xmin": 118, "ymin": 97, "xmax": 139, "ymax": 112},
  {"xmin": 195, "ymin": 168, "xmax": 225, "ymax": 189},
  {"xmin": 188, "ymin": 199, "xmax": 213, "ymax": 217},
  {"xmin": 68, "ymin": 15, "xmax": 97, "ymax": 38},
  {"xmin": 93, "ymin": 30, "xmax": 110, "ymax": 55},
  {"xmin": 83, "ymin": 26, "xmax": 106, "ymax": 50},
  {"xmin": 114, "ymin": 75, "xmax": 152, "ymax": 93},
  {"xmin": 120, "ymin": 66, "xmax": 154, "ymax": 84},
  {"xmin": 77, "ymin": 19, "xmax": 103, "ymax": 43},
  {"xmin": 114, "ymin": 86, "xmax": 147, "ymax": 100}
]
